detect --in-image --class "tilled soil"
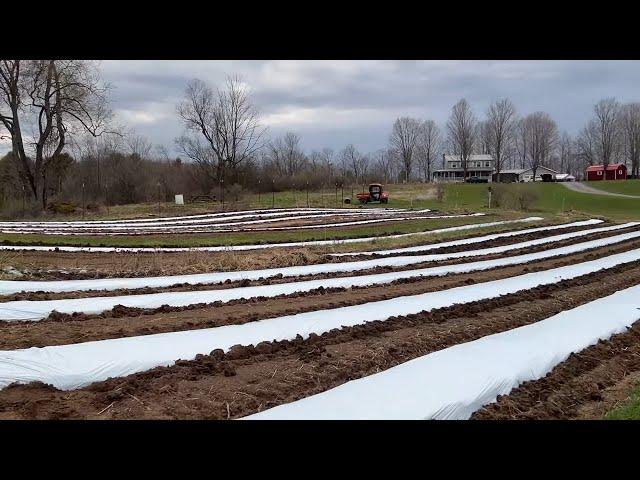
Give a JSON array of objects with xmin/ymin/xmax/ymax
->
[
  {"xmin": 0, "ymin": 220, "xmax": 586, "ymax": 280},
  {"xmin": 3, "ymin": 241, "xmax": 640, "ymax": 349},
  {"xmin": 1, "ymin": 257, "xmax": 640, "ymax": 419},
  {"xmin": 472, "ymin": 322, "xmax": 640, "ymax": 420},
  {"xmin": 1, "ymin": 226, "xmax": 635, "ymax": 302}
]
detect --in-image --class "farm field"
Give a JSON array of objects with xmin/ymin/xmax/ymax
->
[{"xmin": 1, "ymin": 198, "xmax": 640, "ymax": 420}]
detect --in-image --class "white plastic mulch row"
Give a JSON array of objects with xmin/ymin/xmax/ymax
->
[
  {"xmin": 0, "ymin": 212, "xmax": 482, "ymax": 236},
  {"xmin": 1, "ymin": 247, "xmax": 639, "ymax": 391},
  {"xmin": 0, "ymin": 209, "xmax": 414, "ymax": 231},
  {"xmin": 331, "ymin": 219, "xmax": 604, "ymax": 256},
  {"xmin": 247, "ymin": 284, "xmax": 640, "ymax": 420},
  {"xmin": 0, "ymin": 207, "xmax": 407, "ymax": 227},
  {"xmin": 1, "ymin": 221, "xmax": 636, "ymax": 296},
  {"xmin": 0, "ymin": 217, "xmax": 543, "ymax": 253},
  {"xmin": 3, "ymin": 227, "xmax": 640, "ymax": 321}
]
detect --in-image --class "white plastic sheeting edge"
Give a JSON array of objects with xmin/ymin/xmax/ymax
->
[
  {"xmin": 3, "ymin": 226, "xmax": 639, "ymax": 321},
  {"xmin": 0, "ymin": 217, "xmax": 544, "ymax": 253},
  {"xmin": 1, "ymin": 247, "xmax": 640, "ymax": 391},
  {"xmin": 0, "ymin": 207, "xmax": 408, "ymax": 227},
  {"xmin": 0, "ymin": 210, "xmax": 414, "ymax": 232},
  {"xmin": 331, "ymin": 219, "xmax": 604, "ymax": 256},
  {"xmin": 0, "ymin": 221, "xmax": 635, "ymax": 295},
  {"xmin": 246, "ymin": 284, "xmax": 640, "ymax": 420},
  {"xmin": 0, "ymin": 213, "xmax": 484, "ymax": 236}
]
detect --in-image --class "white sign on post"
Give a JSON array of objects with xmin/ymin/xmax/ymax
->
[{"xmin": 175, "ymin": 194, "xmax": 184, "ymax": 205}]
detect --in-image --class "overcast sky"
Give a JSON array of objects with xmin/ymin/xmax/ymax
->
[{"xmin": 3, "ymin": 60, "xmax": 640, "ymax": 156}]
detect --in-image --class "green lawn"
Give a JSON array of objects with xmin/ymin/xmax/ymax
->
[
  {"xmin": 532, "ymin": 183, "xmax": 640, "ymax": 220},
  {"xmin": 581, "ymin": 179, "xmax": 640, "ymax": 196},
  {"xmin": 605, "ymin": 384, "xmax": 640, "ymax": 420}
]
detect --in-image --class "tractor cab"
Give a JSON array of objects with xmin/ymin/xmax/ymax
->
[
  {"xmin": 357, "ymin": 183, "xmax": 389, "ymax": 204},
  {"xmin": 369, "ymin": 183, "xmax": 383, "ymax": 201}
]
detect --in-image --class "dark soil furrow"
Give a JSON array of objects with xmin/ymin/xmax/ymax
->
[
  {"xmin": 1, "ymin": 258, "xmax": 640, "ymax": 419},
  {"xmin": 1, "ymin": 225, "xmax": 635, "ymax": 302},
  {"xmin": 472, "ymin": 322, "xmax": 640, "ymax": 420},
  {"xmin": 2, "ymin": 241, "xmax": 640, "ymax": 350},
  {"xmin": 0, "ymin": 220, "xmax": 600, "ymax": 282}
]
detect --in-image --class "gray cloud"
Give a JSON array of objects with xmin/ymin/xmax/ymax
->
[{"xmin": 4, "ymin": 60, "xmax": 640, "ymax": 157}]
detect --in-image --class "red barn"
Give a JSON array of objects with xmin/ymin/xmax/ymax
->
[{"xmin": 585, "ymin": 163, "xmax": 627, "ymax": 181}]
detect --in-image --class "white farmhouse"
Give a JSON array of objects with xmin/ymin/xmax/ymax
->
[{"xmin": 432, "ymin": 154, "xmax": 494, "ymax": 182}]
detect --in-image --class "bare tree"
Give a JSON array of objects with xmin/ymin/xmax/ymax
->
[
  {"xmin": 592, "ymin": 98, "xmax": 622, "ymax": 169},
  {"xmin": 576, "ymin": 121, "xmax": 599, "ymax": 167},
  {"xmin": 389, "ymin": 117, "xmax": 421, "ymax": 182},
  {"xmin": 176, "ymin": 75, "xmax": 265, "ymax": 183},
  {"xmin": 446, "ymin": 99, "xmax": 477, "ymax": 180},
  {"xmin": 266, "ymin": 132, "xmax": 306, "ymax": 176},
  {"xmin": 515, "ymin": 118, "xmax": 528, "ymax": 169},
  {"xmin": 620, "ymin": 103, "xmax": 640, "ymax": 178},
  {"xmin": 340, "ymin": 144, "xmax": 367, "ymax": 182},
  {"xmin": 372, "ymin": 148, "xmax": 395, "ymax": 184},
  {"xmin": 521, "ymin": 112, "xmax": 558, "ymax": 181},
  {"xmin": 557, "ymin": 132, "xmax": 574, "ymax": 174},
  {"xmin": 484, "ymin": 98, "xmax": 517, "ymax": 182},
  {"xmin": 415, "ymin": 120, "xmax": 441, "ymax": 182},
  {"xmin": 126, "ymin": 134, "xmax": 153, "ymax": 159},
  {"xmin": 0, "ymin": 60, "xmax": 111, "ymax": 208}
]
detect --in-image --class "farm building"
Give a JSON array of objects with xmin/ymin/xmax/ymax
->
[
  {"xmin": 585, "ymin": 163, "xmax": 627, "ymax": 181},
  {"xmin": 492, "ymin": 166, "xmax": 559, "ymax": 183},
  {"xmin": 554, "ymin": 173, "xmax": 576, "ymax": 182},
  {"xmin": 433, "ymin": 154, "xmax": 494, "ymax": 182}
]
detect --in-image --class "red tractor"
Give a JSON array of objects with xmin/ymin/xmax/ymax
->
[{"xmin": 356, "ymin": 183, "xmax": 389, "ymax": 204}]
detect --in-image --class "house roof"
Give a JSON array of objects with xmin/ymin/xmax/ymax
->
[
  {"xmin": 585, "ymin": 163, "xmax": 626, "ymax": 172},
  {"xmin": 498, "ymin": 166, "xmax": 559, "ymax": 175},
  {"xmin": 443, "ymin": 154, "xmax": 493, "ymax": 162},
  {"xmin": 433, "ymin": 167, "xmax": 493, "ymax": 172}
]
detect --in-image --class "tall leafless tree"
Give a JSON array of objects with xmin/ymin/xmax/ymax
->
[
  {"xmin": 484, "ymin": 98, "xmax": 517, "ymax": 182},
  {"xmin": 266, "ymin": 132, "xmax": 306, "ymax": 176},
  {"xmin": 340, "ymin": 144, "xmax": 367, "ymax": 182},
  {"xmin": 592, "ymin": 98, "xmax": 622, "ymax": 170},
  {"xmin": 176, "ymin": 75, "xmax": 265, "ymax": 184},
  {"xmin": 415, "ymin": 120, "xmax": 441, "ymax": 182},
  {"xmin": 127, "ymin": 134, "xmax": 153, "ymax": 159},
  {"xmin": 389, "ymin": 117, "xmax": 421, "ymax": 182},
  {"xmin": 521, "ymin": 112, "xmax": 558, "ymax": 180},
  {"xmin": 446, "ymin": 99, "xmax": 477, "ymax": 180},
  {"xmin": 620, "ymin": 103, "xmax": 640, "ymax": 178},
  {"xmin": 557, "ymin": 131, "xmax": 574, "ymax": 174},
  {"xmin": 576, "ymin": 121, "xmax": 600, "ymax": 167},
  {"xmin": 372, "ymin": 148, "xmax": 396, "ymax": 184},
  {"xmin": 515, "ymin": 118, "xmax": 528, "ymax": 169},
  {"xmin": 0, "ymin": 60, "xmax": 111, "ymax": 208}
]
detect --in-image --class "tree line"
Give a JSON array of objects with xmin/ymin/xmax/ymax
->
[{"xmin": 2, "ymin": 60, "xmax": 640, "ymax": 215}]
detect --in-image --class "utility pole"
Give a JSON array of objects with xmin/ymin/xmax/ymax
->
[{"xmin": 82, "ymin": 182, "xmax": 86, "ymax": 219}]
